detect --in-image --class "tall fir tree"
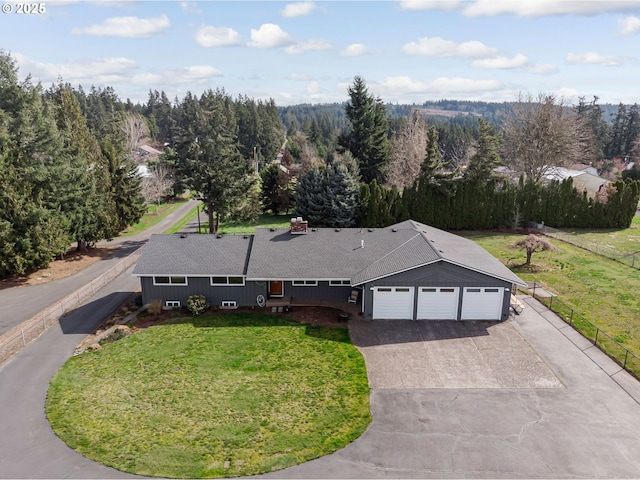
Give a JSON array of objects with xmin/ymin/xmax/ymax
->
[
  {"xmin": 465, "ymin": 118, "xmax": 502, "ymax": 181},
  {"xmin": 339, "ymin": 76, "xmax": 391, "ymax": 184}
]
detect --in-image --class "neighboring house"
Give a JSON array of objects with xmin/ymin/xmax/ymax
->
[
  {"xmin": 570, "ymin": 163, "xmax": 599, "ymax": 176},
  {"xmin": 543, "ymin": 166, "xmax": 610, "ymax": 198},
  {"xmin": 132, "ymin": 219, "xmax": 526, "ymax": 321}
]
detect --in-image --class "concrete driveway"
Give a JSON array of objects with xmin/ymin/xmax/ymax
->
[
  {"xmin": 266, "ymin": 296, "xmax": 640, "ymax": 478},
  {"xmin": 349, "ymin": 318, "xmax": 562, "ymax": 389}
]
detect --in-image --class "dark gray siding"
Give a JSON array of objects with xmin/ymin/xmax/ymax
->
[
  {"xmin": 361, "ymin": 261, "xmax": 513, "ymax": 320},
  {"xmin": 140, "ymin": 277, "xmax": 266, "ymax": 308},
  {"xmin": 283, "ymin": 282, "xmax": 352, "ymax": 302}
]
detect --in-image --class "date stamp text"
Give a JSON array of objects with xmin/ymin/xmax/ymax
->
[{"xmin": 2, "ymin": 3, "xmax": 46, "ymax": 14}]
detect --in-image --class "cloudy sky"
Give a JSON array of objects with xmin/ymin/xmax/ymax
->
[{"xmin": 2, "ymin": 0, "xmax": 640, "ymax": 106}]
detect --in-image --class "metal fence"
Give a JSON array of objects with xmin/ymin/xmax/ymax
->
[
  {"xmin": 528, "ymin": 222, "xmax": 640, "ymax": 269},
  {"xmin": 526, "ymin": 281, "xmax": 640, "ymax": 380},
  {"xmin": 0, "ymin": 248, "xmax": 142, "ymax": 366}
]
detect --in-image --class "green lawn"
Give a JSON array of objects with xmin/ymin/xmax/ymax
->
[
  {"xmin": 46, "ymin": 314, "xmax": 371, "ymax": 478},
  {"xmin": 120, "ymin": 198, "xmax": 190, "ymax": 237},
  {"xmin": 215, "ymin": 214, "xmax": 292, "ymax": 234},
  {"xmin": 464, "ymin": 231, "xmax": 640, "ymax": 357},
  {"xmin": 163, "ymin": 203, "xmax": 202, "ymax": 234},
  {"xmin": 557, "ymin": 216, "xmax": 640, "ymax": 253}
]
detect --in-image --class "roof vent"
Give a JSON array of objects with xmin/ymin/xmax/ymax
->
[
  {"xmin": 270, "ymin": 228, "xmax": 276, "ymax": 232},
  {"xmin": 368, "ymin": 228, "xmax": 373, "ymax": 232},
  {"xmin": 216, "ymin": 234, "xmax": 222, "ymax": 239},
  {"xmin": 243, "ymin": 235, "xmax": 249, "ymax": 239},
  {"xmin": 179, "ymin": 233, "xmax": 187, "ymax": 238},
  {"xmin": 392, "ymin": 228, "xmax": 398, "ymax": 232},
  {"xmin": 335, "ymin": 228, "xmax": 341, "ymax": 232},
  {"xmin": 311, "ymin": 228, "xmax": 317, "ymax": 232}
]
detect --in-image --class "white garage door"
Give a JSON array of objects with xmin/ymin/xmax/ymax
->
[
  {"xmin": 372, "ymin": 287, "xmax": 414, "ymax": 320},
  {"xmin": 460, "ymin": 287, "xmax": 504, "ymax": 320},
  {"xmin": 416, "ymin": 287, "xmax": 459, "ymax": 320}
]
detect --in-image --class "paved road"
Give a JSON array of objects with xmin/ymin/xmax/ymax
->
[
  {"xmin": 0, "ymin": 266, "xmax": 141, "ymax": 479},
  {"xmin": 3, "ymin": 292, "xmax": 640, "ymax": 478},
  {"xmin": 0, "ymin": 199, "xmax": 200, "ymax": 336}
]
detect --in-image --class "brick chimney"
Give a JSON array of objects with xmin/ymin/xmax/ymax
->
[{"xmin": 290, "ymin": 217, "xmax": 308, "ymax": 234}]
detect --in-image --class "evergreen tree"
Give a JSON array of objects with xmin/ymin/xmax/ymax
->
[
  {"xmin": 176, "ymin": 89, "xmax": 254, "ymax": 233},
  {"xmin": 465, "ymin": 118, "xmax": 502, "ymax": 180},
  {"xmin": 101, "ymin": 135, "xmax": 146, "ymax": 235},
  {"xmin": 326, "ymin": 159, "xmax": 359, "ymax": 227},
  {"xmin": 339, "ymin": 76, "xmax": 391, "ymax": 184},
  {"xmin": 0, "ymin": 52, "xmax": 70, "ymax": 274},
  {"xmin": 294, "ymin": 166, "xmax": 327, "ymax": 226}
]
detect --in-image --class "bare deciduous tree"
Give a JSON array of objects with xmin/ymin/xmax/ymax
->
[
  {"xmin": 502, "ymin": 93, "xmax": 592, "ymax": 183},
  {"xmin": 510, "ymin": 234, "xmax": 558, "ymax": 266},
  {"xmin": 386, "ymin": 110, "xmax": 428, "ymax": 190},
  {"xmin": 120, "ymin": 113, "xmax": 150, "ymax": 158},
  {"xmin": 142, "ymin": 165, "xmax": 175, "ymax": 214}
]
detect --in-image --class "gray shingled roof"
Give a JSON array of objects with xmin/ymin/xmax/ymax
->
[
  {"xmin": 383, "ymin": 220, "xmax": 526, "ymax": 287},
  {"xmin": 132, "ymin": 221, "xmax": 526, "ymax": 287},
  {"xmin": 245, "ymin": 227, "xmax": 419, "ymax": 279},
  {"xmin": 132, "ymin": 234, "xmax": 252, "ymax": 276}
]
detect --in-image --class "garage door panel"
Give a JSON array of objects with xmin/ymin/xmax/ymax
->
[
  {"xmin": 373, "ymin": 287, "xmax": 414, "ymax": 320},
  {"xmin": 417, "ymin": 287, "xmax": 459, "ymax": 320},
  {"xmin": 461, "ymin": 287, "xmax": 504, "ymax": 320}
]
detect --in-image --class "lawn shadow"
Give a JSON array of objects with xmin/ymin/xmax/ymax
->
[{"xmin": 167, "ymin": 311, "xmax": 352, "ymax": 344}]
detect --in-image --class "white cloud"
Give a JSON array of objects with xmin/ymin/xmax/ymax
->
[
  {"xmin": 399, "ymin": 0, "xmax": 462, "ymax": 10},
  {"xmin": 375, "ymin": 75, "xmax": 502, "ymax": 96},
  {"xmin": 281, "ymin": 2, "xmax": 316, "ymax": 17},
  {"xmin": 71, "ymin": 14, "xmax": 170, "ymax": 38},
  {"xmin": 618, "ymin": 16, "xmax": 640, "ymax": 36},
  {"xmin": 527, "ymin": 63, "xmax": 558, "ymax": 75},
  {"xmin": 285, "ymin": 39, "xmax": 333, "ymax": 54},
  {"xmin": 248, "ymin": 23, "xmax": 295, "ymax": 48},
  {"xmin": 463, "ymin": 0, "xmax": 640, "ymax": 17},
  {"xmin": 340, "ymin": 43, "xmax": 368, "ymax": 57},
  {"xmin": 556, "ymin": 87, "xmax": 580, "ymax": 100},
  {"xmin": 195, "ymin": 26, "xmax": 241, "ymax": 47},
  {"xmin": 288, "ymin": 73, "xmax": 314, "ymax": 81},
  {"xmin": 14, "ymin": 53, "xmax": 137, "ymax": 84},
  {"xmin": 306, "ymin": 81, "xmax": 320, "ymax": 94},
  {"xmin": 402, "ymin": 37, "xmax": 497, "ymax": 58},
  {"xmin": 566, "ymin": 52, "xmax": 627, "ymax": 66},
  {"xmin": 136, "ymin": 66, "xmax": 222, "ymax": 86},
  {"xmin": 472, "ymin": 53, "xmax": 529, "ymax": 69},
  {"xmin": 179, "ymin": 2, "xmax": 202, "ymax": 14}
]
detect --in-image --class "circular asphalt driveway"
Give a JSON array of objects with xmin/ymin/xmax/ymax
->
[{"xmin": 2, "ymin": 294, "xmax": 640, "ymax": 478}]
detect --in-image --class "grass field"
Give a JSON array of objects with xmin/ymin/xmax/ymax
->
[
  {"xmin": 215, "ymin": 214, "xmax": 292, "ymax": 234},
  {"xmin": 559, "ymin": 216, "xmax": 640, "ymax": 252},
  {"xmin": 46, "ymin": 314, "xmax": 371, "ymax": 478},
  {"xmin": 120, "ymin": 198, "xmax": 190, "ymax": 237},
  {"xmin": 465, "ymin": 231, "xmax": 640, "ymax": 357}
]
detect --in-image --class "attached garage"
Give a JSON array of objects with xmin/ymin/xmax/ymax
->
[
  {"xmin": 372, "ymin": 287, "xmax": 414, "ymax": 320},
  {"xmin": 460, "ymin": 287, "xmax": 505, "ymax": 320},
  {"xmin": 416, "ymin": 287, "xmax": 459, "ymax": 320}
]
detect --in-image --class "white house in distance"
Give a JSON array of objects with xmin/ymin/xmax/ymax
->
[{"xmin": 543, "ymin": 166, "xmax": 609, "ymax": 198}]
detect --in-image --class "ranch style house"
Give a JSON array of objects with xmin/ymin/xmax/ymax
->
[{"xmin": 132, "ymin": 219, "xmax": 527, "ymax": 321}]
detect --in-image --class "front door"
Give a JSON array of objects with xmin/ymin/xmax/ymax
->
[{"xmin": 268, "ymin": 280, "xmax": 284, "ymax": 297}]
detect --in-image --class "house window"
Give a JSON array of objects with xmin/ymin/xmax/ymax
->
[
  {"xmin": 292, "ymin": 280, "xmax": 318, "ymax": 286},
  {"xmin": 329, "ymin": 280, "xmax": 351, "ymax": 286},
  {"xmin": 154, "ymin": 276, "xmax": 187, "ymax": 286},
  {"xmin": 221, "ymin": 301, "xmax": 237, "ymax": 307},
  {"xmin": 165, "ymin": 300, "xmax": 181, "ymax": 308},
  {"xmin": 441, "ymin": 288, "xmax": 456, "ymax": 293},
  {"xmin": 485, "ymin": 288, "xmax": 500, "ymax": 293},
  {"xmin": 210, "ymin": 276, "xmax": 245, "ymax": 286}
]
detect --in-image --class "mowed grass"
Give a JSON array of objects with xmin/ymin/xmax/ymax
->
[
  {"xmin": 559, "ymin": 216, "xmax": 640, "ymax": 253},
  {"xmin": 464, "ymin": 231, "xmax": 640, "ymax": 356},
  {"xmin": 120, "ymin": 197, "xmax": 190, "ymax": 237},
  {"xmin": 46, "ymin": 314, "xmax": 371, "ymax": 478},
  {"xmin": 216, "ymin": 214, "xmax": 292, "ymax": 234}
]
